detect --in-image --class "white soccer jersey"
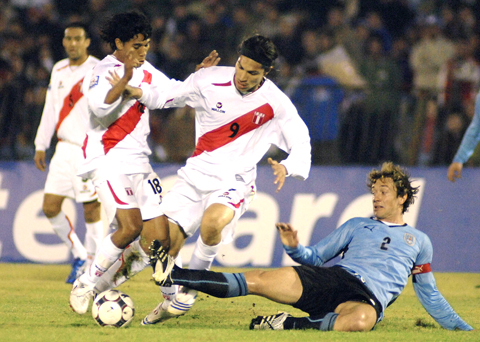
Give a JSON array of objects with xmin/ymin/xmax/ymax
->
[
  {"xmin": 140, "ymin": 66, "xmax": 311, "ymax": 182},
  {"xmin": 79, "ymin": 55, "xmax": 176, "ymax": 176},
  {"xmin": 34, "ymin": 56, "xmax": 99, "ymax": 150}
]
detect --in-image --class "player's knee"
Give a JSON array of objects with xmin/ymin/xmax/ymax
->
[
  {"xmin": 83, "ymin": 200, "xmax": 101, "ymax": 222},
  {"xmin": 42, "ymin": 203, "xmax": 60, "ymax": 218},
  {"xmin": 117, "ymin": 218, "xmax": 142, "ymax": 241},
  {"xmin": 338, "ymin": 311, "xmax": 375, "ymax": 332},
  {"xmin": 200, "ymin": 217, "xmax": 227, "ymax": 244}
]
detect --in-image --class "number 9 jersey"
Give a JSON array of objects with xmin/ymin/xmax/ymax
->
[{"xmin": 140, "ymin": 66, "xmax": 312, "ymax": 183}]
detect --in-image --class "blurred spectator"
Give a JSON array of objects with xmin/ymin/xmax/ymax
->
[
  {"xmin": 438, "ymin": 36, "xmax": 480, "ymax": 113},
  {"xmin": 356, "ymin": 33, "xmax": 402, "ymax": 164},
  {"xmin": 316, "ymin": 29, "xmax": 366, "ymax": 90},
  {"xmin": 430, "ymin": 36, "xmax": 480, "ymax": 165},
  {"xmin": 323, "ymin": 5, "xmax": 364, "ymax": 68},
  {"xmin": 407, "ymin": 15, "xmax": 455, "ymax": 165},
  {"xmin": 272, "ymin": 14, "xmax": 303, "ymax": 67},
  {"xmin": 364, "ymin": 11, "xmax": 393, "ymax": 53}
]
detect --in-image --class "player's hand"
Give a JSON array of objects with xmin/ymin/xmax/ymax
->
[
  {"xmin": 276, "ymin": 222, "xmax": 299, "ymax": 248},
  {"xmin": 106, "ymin": 70, "xmax": 139, "ymax": 99},
  {"xmin": 34, "ymin": 150, "xmax": 46, "ymax": 172},
  {"xmin": 123, "ymin": 48, "xmax": 141, "ymax": 79},
  {"xmin": 106, "ymin": 69, "xmax": 121, "ymax": 87},
  {"xmin": 195, "ymin": 50, "xmax": 220, "ymax": 71},
  {"xmin": 447, "ymin": 162, "xmax": 463, "ymax": 182},
  {"xmin": 268, "ymin": 158, "xmax": 287, "ymax": 193}
]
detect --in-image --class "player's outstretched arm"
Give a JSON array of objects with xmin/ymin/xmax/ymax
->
[{"xmin": 413, "ymin": 272, "xmax": 474, "ymax": 331}]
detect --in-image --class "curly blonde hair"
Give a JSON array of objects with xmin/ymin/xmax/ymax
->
[{"xmin": 367, "ymin": 162, "xmax": 419, "ymax": 213}]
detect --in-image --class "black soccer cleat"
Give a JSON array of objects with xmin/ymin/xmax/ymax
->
[
  {"xmin": 149, "ymin": 240, "xmax": 174, "ymax": 286},
  {"xmin": 249, "ymin": 312, "xmax": 291, "ymax": 330}
]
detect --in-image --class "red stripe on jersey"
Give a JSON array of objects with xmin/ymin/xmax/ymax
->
[
  {"xmin": 212, "ymin": 81, "xmax": 232, "ymax": 86},
  {"xmin": 412, "ymin": 263, "xmax": 431, "ymax": 274},
  {"xmin": 56, "ymin": 78, "xmax": 84, "ymax": 132},
  {"xmin": 192, "ymin": 103, "xmax": 274, "ymax": 157},
  {"xmin": 142, "ymin": 70, "xmax": 152, "ymax": 84},
  {"xmin": 102, "ymin": 101, "xmax": 145, "ymax": 154},
  {"xmin": 107, "ymin": 180, "xmax": 128, "ymax": 205}
]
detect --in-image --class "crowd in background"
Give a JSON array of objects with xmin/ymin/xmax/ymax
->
[{"xmin": 1, "ymin": 0, "xmax": 480, "ymax": 166}]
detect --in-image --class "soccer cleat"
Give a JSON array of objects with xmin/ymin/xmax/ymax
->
[
  {"xmin": 65, "ymin": 258, "xmax": 86, "ymax": 284},
  {"xmin": 141, "ymin": 287, "xmax": 197, "ymax": 325},
  {"xmin": 69, "ymin": 279, "xmax": 95, "ymax": 314},
  {"xmin": 249, "ymin": 312, "xmax": 291, "ymax": 330},
  {"xmin": 149, "ymin": 240, "xmax": 175, "ymax": 286}
]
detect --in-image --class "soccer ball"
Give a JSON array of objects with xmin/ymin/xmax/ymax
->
[{"xmin": 92, "ymin": 290, "xmax": 135, "ymax": 327}]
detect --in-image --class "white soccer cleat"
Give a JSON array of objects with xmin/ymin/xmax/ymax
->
[
  {"xmin": 141, "ymin": 287, "xmax": 197, "ymax": 325},
  {"xmin": 69, "ymin": 279, "xmax": 95, "ymax": 314},
  {"xmin": 249, "ymin": 312, "xmax": 291, "ymax": 330}
]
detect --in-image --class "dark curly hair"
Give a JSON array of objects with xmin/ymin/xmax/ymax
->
[
  {"xmin": 367, "ymin": 162, "xmax": 420, "ymax": 213},
  {"xmin": 100, "ymin": 10, "xmax": 152, "ymax": 52}
]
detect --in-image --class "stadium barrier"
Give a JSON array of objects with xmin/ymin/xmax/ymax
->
[{"xmin": 0, "ymin": 162, "xmax": 478, "ymax": 272}]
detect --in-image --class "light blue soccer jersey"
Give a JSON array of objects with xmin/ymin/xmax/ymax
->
[
  {"xmin": 285, "ymin": 217, "xmax": 473, "ymax": 330},
  {"xmin": 453, "ymin": 91, "xmax": 480, "ymax": 164}
]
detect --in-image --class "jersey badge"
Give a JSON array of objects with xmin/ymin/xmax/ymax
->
[
  {"xmin": 404, "ymin": 233, "xmax": 416, "ymax": 246},
  {"xmin": 89, "ymin": 75, "xmax": 99, "ymax": 89},
  {"xmin": 125, "ymin": 187, "xmax": 133, "ymax": 196},
  {"xmin": 252, "ymin": 111, "xmax": 266, "ymax": 125},
  {"xmin": 58, "ymin": 81, "xmax": 64, "ymax": 89}
]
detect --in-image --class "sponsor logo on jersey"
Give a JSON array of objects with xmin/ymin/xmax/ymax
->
[
  {"xmin": 211, "ymin": 102, "xmax": 226, "ymax": 113},
  {"xmin": 219, "ymin": 193, "xmax": 232, "ymax": 200},
  {"xmin": 404, "ymin": 233, "xmax": 416, "ymax": 246},
  {"xmin": 58, "ymin": 81, "xmax": 64, "ymax": 89},
  {"xmin": 252, "ymin": 111, "xmax": 266, "ymax": 125},
  {"xmin": 363, "ymin": 225, "xmax": 375, "ymax": 231},
  {"xmin": 89, "ymin": 75, "xmax": 99, "ymax": 89}
]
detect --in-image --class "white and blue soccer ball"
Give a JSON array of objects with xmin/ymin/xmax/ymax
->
[{"xmin": 92, "ymin": 290, "xmax": 135, "ymax": 328}]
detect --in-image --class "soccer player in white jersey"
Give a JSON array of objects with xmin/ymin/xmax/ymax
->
[
  {"xmin": 69, "ymin": 11, "xmax": 219, "ymax": 315},
  {"xmin": 34, "ymin": 22, "xmax": 104, "ymax": 284},
  {"xmin": 150, "ymin": 162, "xmax": 473, "ymax": 332},
  {"xmin": 99, "ymin": 34, "xmax": 311, "ymax": 325}
]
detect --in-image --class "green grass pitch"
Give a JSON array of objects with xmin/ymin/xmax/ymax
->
[{"xmin": 0, "ymin": 264, "xmax": 478, "ymax": 342}]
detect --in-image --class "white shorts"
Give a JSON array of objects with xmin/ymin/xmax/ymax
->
[
  {"xmin": 160, "ymin": 168, "xmax": 256, "ymax": 244},
  {"xmin": 90, "ymin": 168, "xmax": 163, "ymax": 225},
  {"xmin": 44, "ymin": 141, "xmax": 98, "ymax": 203}
]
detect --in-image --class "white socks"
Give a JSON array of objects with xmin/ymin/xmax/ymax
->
[
  {"xmin": 49, "ymin": 212, "xmax": 87, "ymax": 260},
  {"xmin": 80, "ymin": 233, "xmax": 123, "ymax": 286},
  {"xmin": 94, "ymin": 239, "xmax": 150, "ymax": 292},
  {"xmin": 84, "ymin": 220, "xmax": 104, "ymax": 268},
  {"xmin": 189, "ymin": 237, "xmax": 221, "ymax": 271}
]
